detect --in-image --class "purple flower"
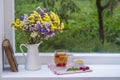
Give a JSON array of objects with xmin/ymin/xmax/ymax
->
[
  {"xmin": 49, "ymin": 31, "xmax": 55, "ymax": 37},
  {"xmin": 49, "ymin": 31, "xmax": 53, "ymax": 35},
  {"xmin": 37, "ymin": 23, "xmax": 42, "ymax": 31},
  {"xmin": 41, "ymin": 12, "xmax": 44, "ymax": 18},
  {"xmin": 41, "ymin": 28, "xmax": 48, "ymax": 34},
  {"xmin": 28, "ymin": 26, "xmax": 34, "ymax": 31},
  {"xmin": 20, "ymin": 16, "xmax": 24, "ymax": 21}
]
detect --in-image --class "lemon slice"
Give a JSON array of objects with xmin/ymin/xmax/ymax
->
[{"xmin": 75, "ymin": 59, "xmax": 84, "ymax": 63}]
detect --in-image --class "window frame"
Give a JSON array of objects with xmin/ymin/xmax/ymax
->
[
  {"xmin": 0, "ymin": 0, "xmax": 4, "ymax": 76},
  {"xmin": 3, "ymin": 0, "xmax": 15, "ymax": 52},
  {"xmin": 2, "ymin": 0, "xmax": 120, "ymax": 64},
  {"xmin": 1, "ymin": 0, "xmax": 120, "ymax": 80},
  {"xmin": 0, "ymin": 0, "xmax": 15, "ymax": 76}
]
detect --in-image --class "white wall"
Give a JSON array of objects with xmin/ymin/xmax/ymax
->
[{"xmin": 0, "ymin": 0, "xmax": 4, "ymax": 77}]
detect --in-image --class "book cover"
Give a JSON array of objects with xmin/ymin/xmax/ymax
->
[{"xmin": 2, "ymin": 39, "xmax": 18, "ymax": 72}]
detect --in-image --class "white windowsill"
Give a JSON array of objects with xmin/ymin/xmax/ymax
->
[
  {"xmin": 2, "ymin": 53, "xmax": 120, "ymax": 80},
  {"xmin": 2, "ymin": 65, "xmax": 120, "ymax": 80}
]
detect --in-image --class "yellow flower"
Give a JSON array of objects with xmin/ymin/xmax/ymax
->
[
  {"xmin": 29, "ymin": 15, "xmax": 34, "ymax": 19},
  {"xmin": 37, "ymin": 17, "xmax": 44, "ymax": 24},
  {"xmin": 43, "ymin": 13, "xmax": 51, "ymax": 22},
  {"xmin": 50, "ymin": 11, "xmax": 56, "ymax": 19},
  {"xmin": 33, "ymin": 11, "xmax": 39, "ymax": 15},
  {"xmin": 30, "ymin": 11, "xmax": 39, "ymax": 17},
  {"xmin": 29, "ymin": 19, "xmax": 35, "ymax": 23},
  {"xmin": 11, "ymin": 19, "xmax": 23, "ymax": 29},
  {"xmin": 50, "ymin": 11, "xmax": 60, "ymax": 28},
  {"xmin": 50, "ymin": 12, "xmax": 59, "ymax": 20},
  {"xmin": 11, "ymin": 22, "xmax": 15, "ymax": 27},
  {"xmin": 15, "ymin": 19, "xmax": 21, "ymax": 24},
  {"xmin": 58, "ymin": 23, "xmax": 64, "ymax": 32},
  {"xmin": 60, "ymin": 23, "xmax": 64, "ymax": 29},
  {"xmin": 50, "ymin": 24, "xmax": 57, "ymax": 31}
]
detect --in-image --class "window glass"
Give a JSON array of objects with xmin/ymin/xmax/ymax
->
[{"xmin": 15, "ymin": 0, "xmax": 120, "ymax": 53}]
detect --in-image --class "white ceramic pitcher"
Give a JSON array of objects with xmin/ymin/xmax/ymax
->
[{"xmin": 20, "ymin": 42, "xmax": 42, "ymax": 71}]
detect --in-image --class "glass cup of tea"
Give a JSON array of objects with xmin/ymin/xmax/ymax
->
[{"xmin": 54, "ymin": 50, "xmax": 72, "ymax": 67}]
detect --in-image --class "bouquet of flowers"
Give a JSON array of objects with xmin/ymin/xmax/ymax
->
[{"xmin": 11, "ymin": 7, "xmax": 64, "ymax": 44}]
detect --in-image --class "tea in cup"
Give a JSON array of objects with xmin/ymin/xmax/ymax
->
[{"xmin": 54, "ymin": 50, "xmax": 70, "ymax": 67}]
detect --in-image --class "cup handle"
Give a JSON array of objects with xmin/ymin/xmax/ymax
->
[
  {"xmin": 20, "ymin": 44, "xmax": 28, "ymax": 61},
  {"xmin": 67, "ymin": 54, "xmax": 74, "ymax": 66}
]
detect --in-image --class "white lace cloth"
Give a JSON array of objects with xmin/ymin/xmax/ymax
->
[{"xmin": 48, "ymin": 64, "xmax": 92, "ymax": 75}]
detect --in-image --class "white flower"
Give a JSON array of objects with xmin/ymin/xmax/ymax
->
[{"xmin": 30, "ymin": 31, "xmax": 38, "ymax": 38}]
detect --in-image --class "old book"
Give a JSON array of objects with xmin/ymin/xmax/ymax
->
[{"xmin": 2, "ymin": 39, "xmax": 18, "ymax": 72}]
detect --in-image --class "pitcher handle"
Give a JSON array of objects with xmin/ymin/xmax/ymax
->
[{"xmin": 20, "ymin": 44, "xmax": 28, "ymax": 61}]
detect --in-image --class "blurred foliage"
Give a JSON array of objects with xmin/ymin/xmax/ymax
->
[
  {"xmin": 15, "ymin": 0, "xmax": 120, "ymax": 52},
  {"xmin": 41, "ymin": 0, "xmax": 80, "ymax": 23}
]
